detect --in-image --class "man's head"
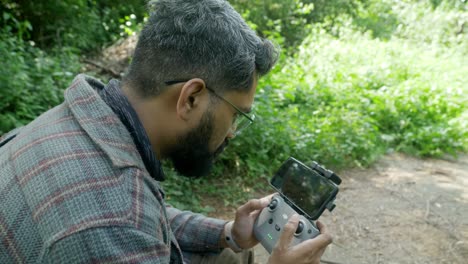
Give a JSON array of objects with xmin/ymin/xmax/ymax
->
[{"xmin": 122, "ymin": 0, "xmax": 279, "ymax": 178}]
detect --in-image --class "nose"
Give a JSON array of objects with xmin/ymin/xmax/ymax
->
[{"xmin": 226, "ymin": 129, "xmax": 236, "ymax": 139}]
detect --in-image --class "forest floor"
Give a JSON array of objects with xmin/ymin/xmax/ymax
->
[
  {"xmin": 85, "ymin": 38, "xmax": 467, "ymax": 264},
  {"xmin": 207, "ymin": 153, "xmax": 468, "ymax": 264}
]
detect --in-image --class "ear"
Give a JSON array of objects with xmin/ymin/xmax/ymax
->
[{"xmin": 176, "ymin": 78, "xmax": 207, "ymax": 121}]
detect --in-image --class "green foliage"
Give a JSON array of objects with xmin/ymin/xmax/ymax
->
[
  {"xmin": 161, "ymin": 165, "xmax": 259, "ymax": 214},
  {"xmin": 354, "ymin": 0, "xmax": 399, "ymax": 39},
  {"xmin": 1, "ymin": 0, "xmax": 147, "ymax": 50},
  {"xmin": 119, "ymin": 14, "xmax": 147, "ymax": 38},
  {"xmin": 217, "ymin": 2, "xmax": 467, "ymax": 182},
  {"xmin": 0, "ymin": 28, "xmax": 81, "ymax": 134},
  {"xmin": 1, "ymin": 0, "xmax": 467, "ymax": 212},
  {"xmin": 351, "ymin": 0, "xmax": 467, "ymax": 50},
  {"xmin": 230, "ymin": 0, "xmax": 366, "ymax": 49},
  {"xmin": 392, "ymin": 0, "xmax": 468, "ymax": 54},
  {"xmin": 160, "ymin": 167, "xmax": 215, "ymax": 214},
  {"xmin": 0, "ymin": 0, "xmax": 148, "ymax": 134}
]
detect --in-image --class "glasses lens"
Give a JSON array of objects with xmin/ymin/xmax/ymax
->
[{"xmin": 232, "ymin": 114, "xmax": 255, "ymax": 135}]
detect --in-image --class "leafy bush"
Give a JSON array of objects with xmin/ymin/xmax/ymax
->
[
  {"xmin": 0, "ymin": 29, "xmax": 81, "ymax": 134},
  {"xmin": 1, "ymin": 0, "xmax": 147, "ymax": 50},
  {"xmin": 230, "ymin": 0, "xmax": 367, "ymax": 49},
  {"xmin": 392, "ymin": 0, "xmax": 468, "ymax": 54},
  {"xmin": 0, "ymin": 0, "xmax": 148, "ymax": 134},
  {"xmin": 218, "ymin": 12, "xmax": 467, "ymax": 181},
  {"xmin": 161, "ymin": 167, "xmax": 214, "ymax": 214}
]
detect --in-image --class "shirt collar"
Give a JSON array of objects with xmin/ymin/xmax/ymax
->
[{"xmin": 98, "ymin": 79, "xmax": 165, "ymax": 181}]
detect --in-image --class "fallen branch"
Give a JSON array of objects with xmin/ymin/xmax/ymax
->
[
  {"xmin": 82, "ymin": 59, "xmax": 121, "ymax": 78},
  {"xmin": 424, "ymin": 199, "xmax": 431, "ymax": 221},
  {"xmin": 321, "ymin": 260, "xmax": 345, "ymax": 264}
]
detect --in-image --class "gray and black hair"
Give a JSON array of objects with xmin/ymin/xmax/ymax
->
[{"xmin": 123, "ymin": 0, "xmax": 279, "ymax": 97}]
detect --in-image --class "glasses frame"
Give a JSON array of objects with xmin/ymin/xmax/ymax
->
[{"xmin": 164, "ymin": 80, "xmax": 255, "ymax": 135}]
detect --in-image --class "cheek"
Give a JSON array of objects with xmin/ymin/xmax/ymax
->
[{"xmin": 209, "ymin": 116, "xmax": 232, "ymax": 150}]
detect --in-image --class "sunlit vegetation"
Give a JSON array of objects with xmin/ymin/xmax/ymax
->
[{"xmin": 1, "ymin": 0, "xmax": 466, "ymax": 211}]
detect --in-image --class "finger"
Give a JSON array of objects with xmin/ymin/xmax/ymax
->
[
  {"xmin": 275, "ymin": 214, "xmax": 300, "ymax": 250},
  {"xmin": 249, "ymin": 208, "xmax": 263, "ymax": 220},
  {"xmin": 237, "ymin": 199, "xmax": 269, "ymax": 217},
  {"xmin": 299, "ymin": 227, "xmax": 333, "ymax": 251},
  {"xmin": 311, "ymin": 245, "xmax": 328, "ymax": 263},
  {"xmin": 255, "ymin": 194, "xmax": 276, "ymax": 211},
  {"xmin": 311, "ymin": 232, "xmax": 333, "ymax": 247},
  {"xmin": 315, "ymin": 221, "xmax": 333, "ymax": 244},
  {"xmin": 318, "ymin": 245, "xmax": 328, "ymax": 257},
  {"xmin": 290, "ymin": 221, "xmax": 332, "ymax": 255},
  {"xmin": 316, "ymin": 220, "xmax": 329, "ymax": 235},
  {"xmin": 260, "ymin": 193, "xmax": 277, "ymax": 203},
  {"xmin": 291, "ymin": 232, "xmax": 333, "ymax": 259}
]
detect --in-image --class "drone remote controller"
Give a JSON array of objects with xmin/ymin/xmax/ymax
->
[
  {"xmin": 253, "ymin": 157, "xmax": 341, "ymax": 254},
  {"xmin": 254, "ymin": 194, "xmax": 320, "ymax": 253}
]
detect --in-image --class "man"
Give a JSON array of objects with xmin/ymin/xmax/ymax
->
[{"xmin": 0, "ymin": 0, "xmax": 332, "ymax": 263}]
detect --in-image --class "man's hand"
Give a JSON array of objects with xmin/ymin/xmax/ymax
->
[
  {"xmin": 229, "ymin": 194, "xmax": 274, "ymax": 249},
  {"xmin": 268, "ymin": 214, "xmax": 333, "ymax": 264}
]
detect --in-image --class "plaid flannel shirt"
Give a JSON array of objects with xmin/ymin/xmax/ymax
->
[{"xmin": 0, "ymin": 75, "xmax": 227, "ymax": 263}]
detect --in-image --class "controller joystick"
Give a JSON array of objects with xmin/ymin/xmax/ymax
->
[
  {"xmin": 268, "ymin": 198, "xmax": 279, "ymax": 211},
  {"xmin": 295, "ymin": 220, "xmax": 305, "ymax": 235}
]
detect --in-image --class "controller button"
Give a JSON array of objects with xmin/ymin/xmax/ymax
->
[
  {"xmin": 308, "ymin": 229, "xmax": 312, "ymax": 234},
  {"xmin": 269, "ymin": 199, "xmax": 278, "ymax": 210},
  {"xmin": 295, "ymin": 221, "xmax": 305, "ymax": 235},
  {"xmin": 275, "ymin": 224, "xmax": 281, "ymax": 231},
  {"xmin": 268, "ymin": 218, "xmax": 273, "ymax": 224}
]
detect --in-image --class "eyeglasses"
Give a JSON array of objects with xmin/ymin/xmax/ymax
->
[{"xmin": 165, "ymin": 80, "xmax": 255, "ymax": 135}]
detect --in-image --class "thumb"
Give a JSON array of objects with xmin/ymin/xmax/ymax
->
[
  {"xmin": 237, "ymin": 199, "xmax": 269, "ymax": 217},
  {"xmin": 275, "ymin": 214, "xmax": 300, "ymax": 251}
]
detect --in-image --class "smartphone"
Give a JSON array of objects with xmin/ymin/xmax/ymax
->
[{"xmin": 270, "ymin": 157, "xmax": 339, "ymax": 220}]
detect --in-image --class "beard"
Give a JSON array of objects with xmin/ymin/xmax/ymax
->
[{"xmin": 167, "ymin": 110, "xmax": 229, "ymax": 178}]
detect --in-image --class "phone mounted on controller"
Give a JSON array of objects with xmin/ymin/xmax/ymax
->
[{"xmin": 253, "ymin": 157, "xmax": 341, "ymax": 253}]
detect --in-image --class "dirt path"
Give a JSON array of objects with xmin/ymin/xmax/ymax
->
[{"xmin": 219, "ymin": 153, "xmax": 468, "ymax": 264}]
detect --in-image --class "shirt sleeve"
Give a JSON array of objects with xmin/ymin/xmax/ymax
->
[
  {"xmin": 43, "ymin": 226, "xmax": 172, "ymax": 264},
  {"xmin": 166, "ymin": 206, "xmax": 228, "ymax": 253}
]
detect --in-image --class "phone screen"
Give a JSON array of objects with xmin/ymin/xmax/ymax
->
[{"xmin": 270, "ymin": 158, "xmax": 338, "ymax": 220}]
